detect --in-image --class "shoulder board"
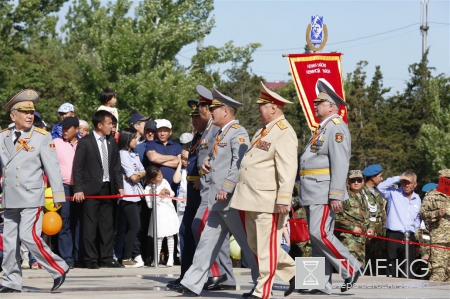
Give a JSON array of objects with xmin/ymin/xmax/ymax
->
[
  {"xmin": 276, "ymin": 120, "xmax": 288, "ymax": 130},
  {"xmin": 231, "ymin": 123, "xmax": 241, "ymax": 129},
  {"xmin": 331, "ymin": 118, "xmax": 341, "ymax": 125},
  {"xmin": 206, "ymin": 121, "xmax": 213, "ymax": 131},
  {"xmin": 0, "ymin": 128, "xmax": 9, "ymax": 134},
  {"xmin": 34, "ymin": 127, "xmax": 49, "ymax": 135}
]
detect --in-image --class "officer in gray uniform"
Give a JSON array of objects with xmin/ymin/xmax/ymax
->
[
  {"xmin": 0, "ymin": 89, "xmax": 69, "ymax": 293},
  {"xmin": 174, "ymin": 88, "xmax": 258, "ymax": 296},
  {"xmin": 299, "ymin": 80, "xmax": 362, "ymax": 295}
]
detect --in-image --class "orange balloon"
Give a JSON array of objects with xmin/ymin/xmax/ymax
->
[{"xmin": 42, "ymin": 211, "xmax": 62, "ymax": 236}]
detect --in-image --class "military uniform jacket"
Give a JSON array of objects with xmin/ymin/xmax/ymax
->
[
  {"xmin": 198, "ymin": 118, "xmax": 220, "ymax": 201},
  {"xmin": 207, "ymin": 120, "xmax": 249, "ymax": 211},
  {"xmin": 186, "ymin": 132, "xmax": 202, "ymax": 208},
  {"xmin": 335, "ymin": 189, "xmax": 370, "ymax": 234},
  {"xmin": 0, "ymin": 126, "xmax": 65, "ymax": 208},
  {"xmin": 299, "ymin": 114, "xmax": 350, "ymax": 205},
  {"xmin": 421, "ymin": 189, "xmax": 450, "ymax": 243},
  {"xmin": 361, "ymin": 185, "xmax": 386, "ymax": 236},
  {"xmin": 231, "ymin": 115, "xmax": 297, "ymax": 213}
]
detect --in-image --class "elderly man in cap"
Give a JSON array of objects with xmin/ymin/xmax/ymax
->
[
  {"xmin": 362, "ymin": 164, "xmax": 387, "ymax": 273},
  {"xmin": 299, "ymin": 80, "xmax": 362, "ymax": 295},
  {"xmin": 377, "ymin": 171, "xmax": 421, "ymax": 278},
  {"xmin": 231, "ymin": 82, "xmax": 298, "ymax": 299},
  {"xmin": 335, "ymin": 170, "xmax": 373, "ymax": 268},
  {"xmin": 129, "ymin": 113, "xmax": 150, "ymax": 144},
  {"xmin": 173, "ymin": 88, "xmax": 258, "ymax": 296},
  {"xmin": 421, "ymin": 169, "xmax": 450, "ymax": 282},
  {"xmin": 51, "ymin": 103, "xmax": 75, "ymax": 139},
  {"xmin": 0, "ymin": 89, "xmax": 69, "ymax": 293}
]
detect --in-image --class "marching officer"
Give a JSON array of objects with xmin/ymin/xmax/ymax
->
[
  {"xmin": 174, "ymin": 88, "xmax": 258, "ymax": 296},
  {"xmin": 299, "ymin": 80, "xmax": 362, "ymax": 295},
  {"xmin": 0, "ymin": 89, "xmax": 69, "ymax": 293},
  {"xmin": 231, "ymin": 82, "xmax": 298, "ymax": 299}
]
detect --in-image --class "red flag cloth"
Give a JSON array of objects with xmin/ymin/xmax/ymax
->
[
  {"xmin": 286, "ymin": 53, "xmax": 348, "ymax": 130},
  {"xmin": 437, "ymin": 176, "xmax": 450, "ymax": 196}
]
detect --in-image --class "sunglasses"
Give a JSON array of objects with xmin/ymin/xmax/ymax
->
[{"xmin": 349, "ymin": 178, "xmax": 363, "ymax": 183}]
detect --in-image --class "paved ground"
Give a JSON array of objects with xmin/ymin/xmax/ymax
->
[{"xmin": 2, "ymin": 265, "xmax": 449, "ymax": 298}]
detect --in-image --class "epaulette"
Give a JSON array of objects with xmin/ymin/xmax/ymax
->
[
  {"xmin": 34, "ymin": 127, "xmax": 49, "ymax": 135},
  {"xmin": 0, "ymin": 128, "xmax": 9, "ymax": 134},
  {"xmin": 331, "ymin": 118, "xmax": 341, "ymax": 125},
  {"xmin": 276, "ymin": 120, "xmax": 288, "ymax": 130},
  {"xmin": 231, "ymin": 123, "xmax": 241, "ymax": 129}
]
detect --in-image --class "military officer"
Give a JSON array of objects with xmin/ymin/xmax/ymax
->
[
  {"xmin": 299, "ymin": 80, "xmax": 362, "ymax": 295},
  {"xmin": 335, "ymin": 170, "xmax": 373, "ymax": 268},
  {"xmin": 362, "ymin": 164, "xmax": 387, "ymax": 274},
  {"xmin": 421, "ymin": 169, "xmax": 450, "ymax": 282},
  {"xmin": 231, "ymin": 82, "xmax": 298, "ymax": 299},
  {"xmin": 174, "ymin": 88, "xmax": 258, "ymax": 296},
  {"xmin": 0, "ymin": 89, "xmax": 69, "ymax": 293}
]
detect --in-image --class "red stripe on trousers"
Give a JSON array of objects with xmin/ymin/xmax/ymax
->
[
  {"xmin": 199, "ymin": 207, "xmax": 220, "ymax": 277},
  {"xmin": 32, "ymin": 207, "xmax": 65, "ymax": 275},
  {"xmin": 320, "ymin": 205, "xmax": 354, "ymax": 276},
  {"xmin": 262, "ymin": 213, "xmax": 278, "ymax": 299}
]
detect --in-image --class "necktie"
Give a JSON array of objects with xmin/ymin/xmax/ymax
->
[
  {"xmin": 213, "ymin": 130, "xmax": 222, "ymax": 155},
  {"xmin": 14, "ymin": 131, "xmax": 21, "ymax": 145},
  {"xmin": 100, "ymin": 137, "xmax": 109, "ymax": 180}
]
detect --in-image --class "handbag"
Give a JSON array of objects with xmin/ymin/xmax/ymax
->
[{"xmin": 287, "ymin": 207, "xmax": 310, "ymax": 243}]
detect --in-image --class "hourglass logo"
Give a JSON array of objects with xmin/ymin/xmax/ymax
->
[{"xmin": 295, "ymin": 257, "xmax": 326, "ymax": 289}]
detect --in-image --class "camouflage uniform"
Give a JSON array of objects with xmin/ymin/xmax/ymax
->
[
  {"xmin": 335, "ymin": 188, "xmax": 370, "ymax": 267},
  {"xmin": 421, "ymin": 189, "xmax": 450, "ymax": 282},
  {"xmin": 362, "ymin": 185, "xmax": 387, "ymax": 269}
]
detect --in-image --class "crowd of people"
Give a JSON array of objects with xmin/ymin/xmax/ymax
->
[{"xmin": 0, "ymin": 82, "xmax": 448, "ymax": 296}]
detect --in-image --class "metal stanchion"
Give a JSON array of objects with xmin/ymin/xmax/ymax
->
[
  {"xmin": 404, "ymin": 232, "xmax": 410, "ymax": 279},
  {"xmin": 152, "ymin": 183, "xmax": 158, "ymax": 268}
]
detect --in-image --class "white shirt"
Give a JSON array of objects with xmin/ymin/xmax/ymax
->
[{"xmin": 93, "ymin": 130, "xmax": 110, "ymax": 182}]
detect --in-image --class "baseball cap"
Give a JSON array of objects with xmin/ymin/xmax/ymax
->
[
  {"xmin": 61, "ymin": 116, "xmax": 79, "ymax": 128},
  {"xmin": 156, "ymin": 119, "xmax": 172, "ymax": 129},
  {"xmin": 145, "ymin": 120, "xmax": 157, "ymax": 131},
  {"xmin": 58, "ymin": 103, "xmax": 74, "ymax": 113},
  {"xmin": 179, "ymin": 133, "xmax": 193, "ymax": 145},
  {"xmin": 129, "ymin": 113, "xmax": 149, "ymax": 126}
]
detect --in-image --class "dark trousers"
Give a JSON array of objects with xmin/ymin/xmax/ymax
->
[
  {"xmin": 114, "ymin": 200, "xmax": 141, "ymax": 260},
  {"xmin": 386, "ymin": 229, "xmax": 416, "ymax": 278},
  {"xmin": 71, "ymin": 199, "xmax": 84, "ymax": 263},
  {"xmin": 58, "ymin": 184, "xmax": 74, "ymax": 264},
  {"xmin": 180, "ymin": 206, "xmax": 197, "ymax": 278},
  {"xmin": 83, "ymin": 185, "xmax": 114, "ymax": 264}
]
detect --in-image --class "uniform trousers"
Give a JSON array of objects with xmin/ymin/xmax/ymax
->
[
  {"xmin": 179, "ymin": 206, "xmax": 197, "ymax": 278},
  {"xmin": 181, "ymin": 208, "xmax": 259, "ymax": 295},
  {"xmin": 2, "ymin": 207, "xmax": 68, "ymax": 290},
  {"xmin": 306, "ymin": 204, "xmax": 362, "ymax": 294},
  {"xmin": 245, "ymin": 211, "xmax": 295, "ymax": 299},
  {"xmin": 83, "ymin": 185, "xmax": 115, "ymax": 264},
  {"xmin": 58, "ymin": 184, "xmax": 74, "ymax": 264},
  {"xmin": 192, "ymin": 198, "xmax": 235, "ymax": 285}
]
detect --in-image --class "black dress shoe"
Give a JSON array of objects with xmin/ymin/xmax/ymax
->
[
  {"xmin": 203, "ymin": 274, "xmax": 227, "ymax": 290},
  {"xmin": 341, "ymin": 267, "xmax": 362, "ymax": 292},
  {"xmin": 217, "ymin": 284, "xmax": 236, "ymax": 290},
  {"xmin": 284, "ymin": 275, "xmax": 295, "ymax": 297},
  {"xmin": 242, "ymin": 288, "xmax": 255, "ymax": 298},
  {"xmin": 0, "ymin": 286, "xmax": 21, "ymax": 293},
  {"xmin": 99, "ymin": 260, "xmax": 125, "ymax": 268},
  {"xmin": 52, "ymin": 268, "xmax": 69, "ymax": 291},
  {"xmin": 86, "ymin": 262, "xmax": 99, "ymax": 269},
  {"xmin": 67, "ymin": 262, "xmax": 75, "ymax": 269},
  {"xmin": 166, "ymin": 277, "xmax": 182, "ymax": 289},
  {"xmin": 174, "ymin": 284, "xmax": 198, "ymax": 296},
  {"xmin": 298, "ymin": 289, "xmax": 329, "ymax": 295}
]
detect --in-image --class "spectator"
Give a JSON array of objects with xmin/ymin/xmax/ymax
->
[
  {"xmin": 110, "ymin": 114, "xmax": 119, "ymax": 143},
  {"xmin": 377, "ymin": 172, "xmax": 421, "ymax": 278},
  {"xmin": 54, "ymin": 117, "xmax": 80, "ymax": 269},
  {"xmin": 173, "ymin": 149, "xmax": 189, "ymax": 262},
  {"xmin": 78, "ymin": 120, "xmax": 90, "ymax": 138},
  {"xmin": 114, "ymin": 128, "xmax": 146, "ymax": 268},
  {"xmin": 135, "ymin": 120, "xmax": 157, "ymax": 163},
  {"xmin": 72, "ymin": 110, "xmax": 124, "ymax": 269},
  {"xmin": 51, "ymin": 103, "xmax": 75, "ymax": 139},
  {"xmin": 97, "ymin": 88, "xmax": 119, "ymax": 129},
  {"xmin": 145, "ymin": 166, "xmax": 179, "ymax": 267},
  {"xmin": 179, "ymin": 133, "xmax": 193, "ymax": 151},
  {"xmin": 129, "ymin": 113, "xmax": 149, "ymax": 144}
]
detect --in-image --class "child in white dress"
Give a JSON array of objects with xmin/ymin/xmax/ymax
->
[{"xmin": 145, "ymin": 165, "xmax": 179, "ymax": 267}]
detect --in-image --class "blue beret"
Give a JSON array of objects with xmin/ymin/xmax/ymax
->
[
  {"xmin": 363, "ymin": 164, "xmax": 382, "ymax": 177},
  {"xmin": 422, "ymin": 183, "xmax": 437, "ymax": 193}
]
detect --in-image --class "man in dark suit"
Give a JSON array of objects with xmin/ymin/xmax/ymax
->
[{"xmin": 73, "ymin": 110, "xmax": 124, "ymax": 269}]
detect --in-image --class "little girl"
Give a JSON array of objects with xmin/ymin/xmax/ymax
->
[{"xmin": 145, "ymin": 165, "xmax": 179, "ymax": 267}]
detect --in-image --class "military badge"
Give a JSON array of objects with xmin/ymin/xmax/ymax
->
[
  {"xmin": 49, "ymin": 143, "xmax": 56, "ymax": 151},
  {"xmin": 218, "ymin": 142, "xmax": 227, "ymax": 147},
  {"xmin": 26, "ymin": 90, "xmax": 33, "ymax": 98},
  {"xmin": 335, "ymin": 133, "xmax": 344, "ymax": 143},
  {"xmin": 29, "ymin": 146, "xmax": 35, "ymax": 152},
  {"xmin": 256, "ymin": 140, "xmax": 271, "ymax": 152},
  {"xmin": 237, "ymin": 136, "xmax": 246, "ymax": 144},
  {"xmin": 231, "ymin": 123, "xmax": 241, "ymax": 129}
]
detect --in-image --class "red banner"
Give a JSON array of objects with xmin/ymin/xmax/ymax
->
[
  {"xmin": 437, "ymin": 176, "xmax": 450, "ymax": 196},
  {"xmin": 286, "ymin": 53, "xmax": 348, "ymax": 130}
]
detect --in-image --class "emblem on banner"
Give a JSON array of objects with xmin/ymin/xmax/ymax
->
[{"xmin": 306, "ymin": 15, "xmax": 328, "ymax": 52}]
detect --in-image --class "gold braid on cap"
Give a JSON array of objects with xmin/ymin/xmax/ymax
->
[
  {"xmin": 210, "ymin": 99, "xmax": 224, "ymax": 107},
  {"xmin": 257, "ymin": 92, "xmax": 274, "ymax": 104},
  {"xmin": 11, "ymin": 101, "xmax": 35, "ymax": 111}
]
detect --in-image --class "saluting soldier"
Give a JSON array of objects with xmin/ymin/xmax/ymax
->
[
  {"xmin": 421, "ymin": 169, "xmax": 450, "ymax": 282},
  {"xmin": 174, "ymin": 88, "xmax": 258, "ymax": 296},
  {"xmin": 299, "ymin": 80, "xmax": 362, "ymax": 295},
  {"xmin": 335, "ymin": 170, "xmax": 373, "ymax": 268},
  {"xmin": 231, "ymin": 82, "xmax": 298, "ymax": 299},
  {"xmin": 0, "ymin": 90, "xmax": 69, "ymax": 293}
]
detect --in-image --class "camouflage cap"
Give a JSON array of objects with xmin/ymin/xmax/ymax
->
[
  {"xmin": 348, "ymin": 170, "xmax": 363, "ymax": 179},
  {"xmin": 438, "ymin": 169, "xmax": 450, "ymax": 178}
]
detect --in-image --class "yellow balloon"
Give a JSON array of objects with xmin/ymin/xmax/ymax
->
[
  {"xmin": 44, "ymin": 187, "xmax": 61, "ymax": 212},
  {"xmin": 229, "ymin": 235, "xmax": 241, "ymax": 259}
]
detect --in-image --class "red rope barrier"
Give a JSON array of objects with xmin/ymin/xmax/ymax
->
[{"xmin": 0, "ymin": 193, "xmax": 186, "ymax": 202}]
